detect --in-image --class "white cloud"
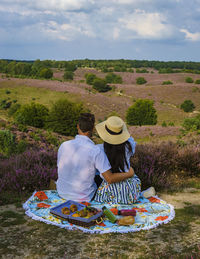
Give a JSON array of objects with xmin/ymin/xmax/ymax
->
[
  {"xmin": 41, "ymin": 19, "xmax": 95, "ymax": 41},
  {"xmin": 180, "ymin": 29, "xmax": 200, "ymax": 41},
  {"xmin": 0, "ymin": 0, "xmax": 95, "ymax": 12},
  {"xmin": 118, "ymin": 10, "xmax": 173, "ymax": 39}
]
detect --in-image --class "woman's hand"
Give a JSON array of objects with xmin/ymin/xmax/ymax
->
[{"xmin": 127, "ymin": 167, "xmax": 135, "ymax": 177}]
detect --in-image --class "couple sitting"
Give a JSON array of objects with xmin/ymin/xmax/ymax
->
[{"xmin": 56, "ymin": 113, "xmax": 155, "ymax": 204}]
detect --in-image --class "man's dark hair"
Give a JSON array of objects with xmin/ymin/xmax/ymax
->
[{"xmin": 78, "ymin": 113, "xmax": 95, "ymax": 133}]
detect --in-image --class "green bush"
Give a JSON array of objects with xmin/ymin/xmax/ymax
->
[
  {"xmin": 0, "ymin": 99, "xmax": 12, "ymax": 109},
  {"xmin": 180, "ymin": 100, "xmax": 195, "ymax": 112},
  {"xmin": 162, "ymin": 80, "xmax": 173, "ymax": 85},
  {"xmin": 168, "ymin": 122, "xmax": 175, "ymax": 126},
  {"xmin": 39, "ymin": 68, "xmax": 53, "ymax": 79},
  {"xmin": 46, "ymin": 99, "xmax": 84, "ymax": 136},
  {"xmin": 16, "ymin": 140, "xmax": 27, "ymax": 154},
  {"xmin": 105, "ymin": 73, "xmax": 123, "ymax": 84},
  {"xmin": 85, "ymin": 73, "xmax": 97, "ymax": 85},
  {"xmin": 136, "ymin": 77, "xmax": 147, "ymax": 85},
  {"xmin": 126, "ymin": 99, "xmax": 157, "ymax": 126},
  {"xmin": 92, "ymin": 78, "xmax": 111, "ymax": 92},
  {"xmin": 195, "ymin": 79, "xmax": 200, "ymax": 84},
  {"xmin": 63, "ymin": 71, "xmax": 74, "ymax": 80},
  {"xmin": 14, "ymin": 103, "xmax": 49, "ymax": 128},
  {"xmin": 5, "ymin": 90, "xmax": 11, "ymax": 94},
  {"xmin": 8, "ymin": 103, "xmax": 21, "ymax": 117},
  {"xmin": 185, "ymin": 77, "xmax": 194, "ymax": 83},
  {"xmin": 136, "ymin": 68, "xmax": 149, "ymax": 73},
  {"xmin": 0, "ymin": 130, "xmax": 16, "ymax": 156},
  {"xmin": 162, "ymin": 121, "xmax": 167, "ymax": 127},
  {"xmin": 182, "ymin": 114, "xmax": 200, "ymax": 132},
  {"xmin": 65, "ymin": 62, "xmax": 76, "ymax": 72}
]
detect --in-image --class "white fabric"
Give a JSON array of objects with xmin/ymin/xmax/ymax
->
[{"xmin": 56, "ymin": 135, "xmax": 111, "ymax": 202}]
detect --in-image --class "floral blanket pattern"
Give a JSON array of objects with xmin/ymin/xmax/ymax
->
[{"xmin": 23, "ymin": 190, "xmax": 175, "ymax": 234}]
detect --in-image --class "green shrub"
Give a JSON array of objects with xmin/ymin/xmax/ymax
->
[
  {"xmin": 162, "ymin": 80, "xmax": 173, "ymax": 85},
  {"xmin": 85, "ymin": 73, "xmax": 97, "ymax": 85},
  {"xmin": 5, "ymin": 90, "xmax": 11, "ymax": 94},
  {"xmin": 136, "ymin": 77, "xmax": 147, "ymax": 85},
  {"xmin": 14, "ymin": 103, "xmax": 49, "ymax": 128},
  {"xmin": 185, "ymin": 77, "xmax": 194, "ymax": 83},
  {"xmin": 180, "ymin": 100, "xmax": 195, "ymax": 113},
  {"xmin": 39, "ymin": 68, "xmax": 53, "ymax": 79},
  {"xmin": 64, "ymin": 62, "xmax": 76, "ymax": 72},
  {"xmin": 0, "ymin": 99, "xmax": 12, "ymax": 109},
  {"xmin": 105, "ymin": 73, "xmax": 123, "ymax": 84},
  {"xmin": 136, "ymin": 68, "xmax": 149, "ymax": 73},
  {"xmin": 63, "ymin": 71, "xmax": 74, "ymax": 80},
  {"xmin": 126, "ymin": 99, "xmax": 157, "ymax": 126},
  {"xmin": 195, "ymin": 79, "xmax": 200, "ymax": 84},
  {"xmin": 46, "ymin": 99, "xmax": 84, "ymax": 136},
  {"xmin": 92, "ymin": 78, "xmax": 111, "ymax": 92},
  {"xmin": 162, "ymin": 121, "xmax": 167, "ymax": 127},
  {"xmin": 182, "ymin": 114, "xmax": 200, "ymax": 132},
  {"xmin": 168, "ymin": 122, "xmax": 175, "ymax": 126},
  {"xmin": 8, "ymin": 103, "xmax": 21, "ymax": 117},
  {"xmin": 127, "ymin": 68, "xmax": 134, "ymax": 73},
  {"xmin": 45, "ymin": 131, "xmax": 59, "ymax": 146},
  {"xmin": 16, "ymin": 140, "xmax": 27, "ymax": 154},
  {"xmin": 0, "ymin": 130, "xmax": 16, "ymax": 156}
]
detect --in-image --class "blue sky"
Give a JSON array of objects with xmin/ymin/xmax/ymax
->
[{"xmin": 0, "ymin": 0, "xmax": 200, "ymax": 61}]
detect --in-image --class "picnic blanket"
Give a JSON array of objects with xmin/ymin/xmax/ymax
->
[{"xmin": 23, "ymin": 190, "xmax": 175, "ymax": 234}]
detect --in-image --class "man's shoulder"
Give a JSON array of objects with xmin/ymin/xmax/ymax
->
[{"xmin": 58, "ymin": 139, "xmax": 75, "ymax": 149}]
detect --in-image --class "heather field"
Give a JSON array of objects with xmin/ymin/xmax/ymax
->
[
  {"xmin": 1, "ymin": 68, "xmax": 200, "ymax": 131},
  {"xmin": 0, "ymin": 68, "xmax": 200, "ymax": 259}
]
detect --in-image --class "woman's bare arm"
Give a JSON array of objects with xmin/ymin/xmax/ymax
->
[{"xmin": 102, "ymin": 167, "xmax": 135, "ymax": 184}]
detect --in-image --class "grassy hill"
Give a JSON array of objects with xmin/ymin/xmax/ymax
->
[{"xmin": 1, "ymin": 68, "xmax": 200, "ymax": 142}]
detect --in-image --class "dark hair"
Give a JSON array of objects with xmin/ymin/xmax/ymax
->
[
  {"xmin": 103, "ymin": 141, "xmax": 132, "ymax": 173},
  {"xmin": 78, "ymin": 113, "xmax": 95, "ymax": 133}
]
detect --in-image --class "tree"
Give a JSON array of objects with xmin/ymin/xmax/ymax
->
[
  {"xmin": 64, "ymin": 62, "xmax": 77, "ymax": 72},
  {"xmin": 92, "ymin": 78, "xmax": 111, "ymax": 92},
  {"xmin": 105, "ymin": 73, "xmax": 123, "ymax": 84},
  {"xmin": 63, "ymin": 71, "xmax": 74, "ymax": 80},
  {"xmin": 126, "ymin": 99, "xmax": 157, "ymax": 126},
  {"xmin": 85, "ymin": 73, "xmax": 97, "ymax": 85},
  {"xmin": 46, "ymin": 99, "xmax": 84, "ymax": 136},
  {"xmin": 180, "ymin": 100, "xmax": 195, "ymax": 112},
  {"xmin": 136, "ymin": 77, "xmax": 147, "ymax": 85},
  {"xmin": 14, "ymin": 103, "xmax": 49, "ymax": 128},
  {"xmin": 182, "ymin": 114, "xmax": 200, "ymax": 132},
  {"xmin": 39, "ymin": 68, "xmax": 53, "ymax": 79},
  {"xmin": 185, "ymin": 77, "xmax": 194, "ymax": 83}
]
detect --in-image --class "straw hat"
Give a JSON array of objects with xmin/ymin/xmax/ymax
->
[{"xmin": 95, "ymin": 116, "xmax": 130, "ymax": 145}]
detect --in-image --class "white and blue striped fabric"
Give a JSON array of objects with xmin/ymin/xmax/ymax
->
[{"xmin": 94, "ymin": 174, "xmax": 141, "ymax": 204}]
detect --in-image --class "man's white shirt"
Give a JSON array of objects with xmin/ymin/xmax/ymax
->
[{"xmin": 56, "ymin": 135, "xmax": 111, "ymax": 201}]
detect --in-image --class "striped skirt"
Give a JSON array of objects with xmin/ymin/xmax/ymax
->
[{"xmin": 94, "ymin": 174, "xmax": 141, "ymax": 204}]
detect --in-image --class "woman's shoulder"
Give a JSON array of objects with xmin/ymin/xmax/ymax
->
[
  {"xmin": 127, "ymin": 136, "xmax": 136, "ymax": 154},
  {"xmin": 128, "ymin": 136, "xmax": 136, "ymax": 146}
]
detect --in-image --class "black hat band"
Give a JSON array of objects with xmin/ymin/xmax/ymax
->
[{"xmin": 105, "ymin": 125, "xmax": 123, "ymax": 135}]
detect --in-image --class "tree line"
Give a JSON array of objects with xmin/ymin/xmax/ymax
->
[{"xmin": 1, "ymin": 59, "xmax": 200, "ymax": 76}]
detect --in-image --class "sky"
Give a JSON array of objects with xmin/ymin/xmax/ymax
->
[{"xmin": 0, "ymin": 0, "xmax": 200, "ymax": 61}]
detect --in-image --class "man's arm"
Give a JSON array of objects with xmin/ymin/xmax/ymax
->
[{"xmin": 102, "ymin": 167, "xmax": 134, "ymax": 184}]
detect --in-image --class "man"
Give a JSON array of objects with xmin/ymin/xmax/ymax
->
[{"xmin": 57, "ymin": 113, "xmax": 134, "ymax": 202}]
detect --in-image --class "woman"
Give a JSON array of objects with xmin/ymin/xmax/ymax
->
[{"xmin": 94, "ymin": 116, "xmax": 155, "ymax": 204}]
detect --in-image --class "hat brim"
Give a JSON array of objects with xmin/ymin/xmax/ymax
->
[{"xmin": 95, "ymin": 121, "xmax": 130, "ymax": 145}]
